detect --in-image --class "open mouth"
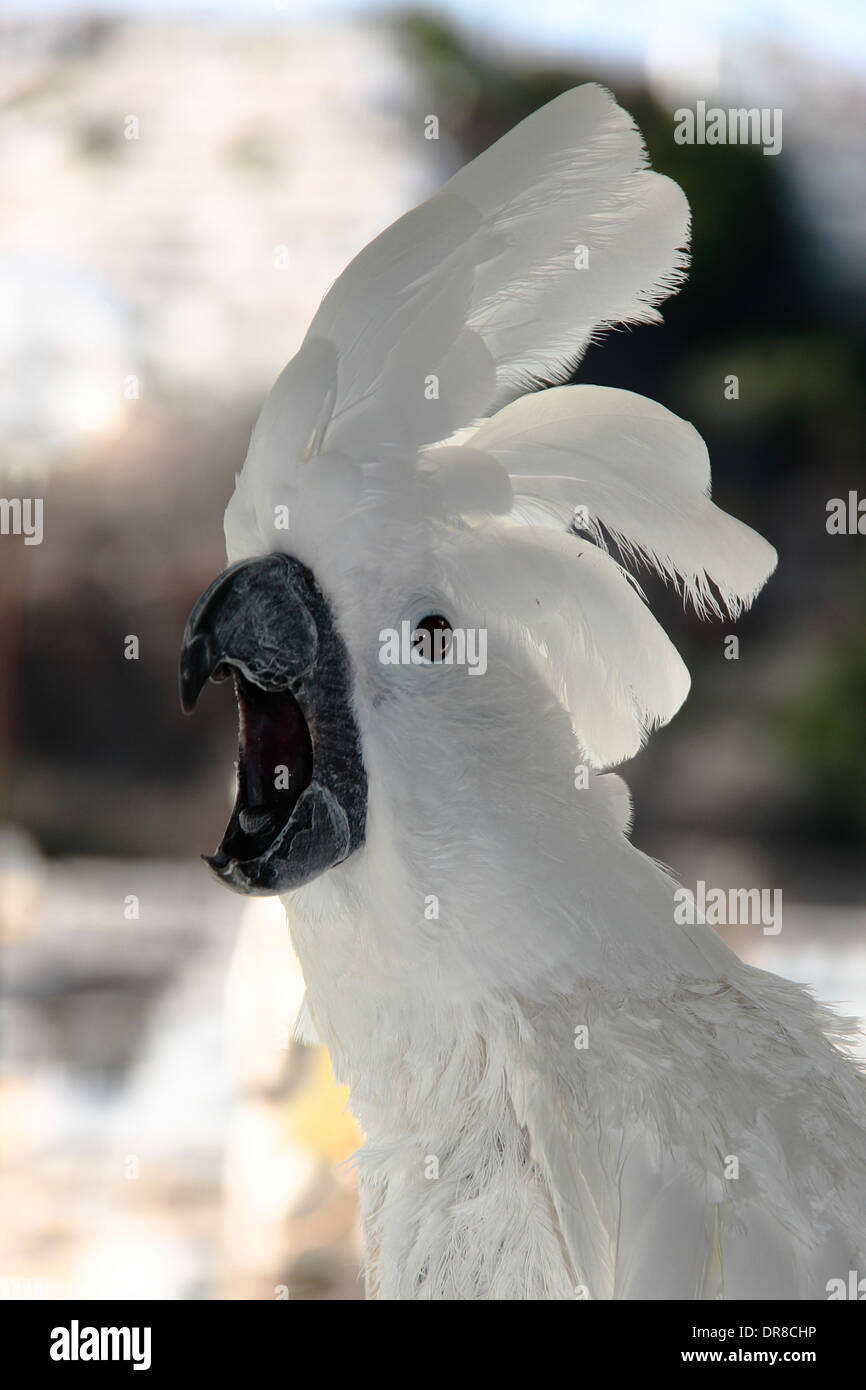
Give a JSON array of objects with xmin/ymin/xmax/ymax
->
[
  {"xmin": 207, "ymin": 668, "xmax": 314, "ymax": 872},
  {"xmin": 180, "ymin": 552, "xmax": 368, "ymax": 896}
]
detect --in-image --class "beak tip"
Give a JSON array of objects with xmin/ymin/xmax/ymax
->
[
  {"xmin": 202, "ymin": 851, "xmax": 230, "ymax": 882},
  {"xmin": 178, "ymin": 632, "xmax": 212, "ymax": 714}
]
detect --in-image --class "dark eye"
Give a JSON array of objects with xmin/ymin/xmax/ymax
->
[{"xmin": 411, "ymin": 613, "xmax": 453, "ymax": 663}]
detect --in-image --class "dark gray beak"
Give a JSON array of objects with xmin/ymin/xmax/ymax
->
[{"xmin": 179, "ymin": 553, "xmax": 367, "ymax": 895}]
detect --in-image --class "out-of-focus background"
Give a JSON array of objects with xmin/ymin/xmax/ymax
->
[{"xmin": 1, "ymin": 0, "xmax": 864, "ymax": 1299}]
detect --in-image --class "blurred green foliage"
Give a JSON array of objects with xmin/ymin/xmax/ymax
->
[{"xmin": 773, "ymin": 564, "xmax": 866, "ymax": 840}]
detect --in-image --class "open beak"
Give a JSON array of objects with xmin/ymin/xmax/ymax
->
[{"xmin": 179, "ymin": 553, "xmax": 367, "ymax": 895}]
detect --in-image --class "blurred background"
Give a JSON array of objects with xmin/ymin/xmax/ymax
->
[{"xmin": 1, "ymin": 0, "xmax": 864, "ymax": 1299}]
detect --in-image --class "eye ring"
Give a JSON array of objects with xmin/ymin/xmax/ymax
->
[{"xmin": 411, "ymin": 612, "xmax": 454, "ymax": 664}]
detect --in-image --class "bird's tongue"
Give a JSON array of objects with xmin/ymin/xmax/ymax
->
[{"xmin": 223, "ymin": 671, "xmax": 313, "ymax": 856}]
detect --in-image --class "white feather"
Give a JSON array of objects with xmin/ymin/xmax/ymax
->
[
  {"xmin": 230, "ymin": 83, "xmax": 688, "ymax": 510},
  {"xmin": 466, "ymin": 384, "xmax": 778, "ymax": 615},
  {"xmin": 438, "ymin": 523, "xmax": 691, "ymax": 766}
]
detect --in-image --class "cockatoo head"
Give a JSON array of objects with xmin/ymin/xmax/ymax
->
[{"xmin": 180, "ymin": 85, "xmax": 776, "ymax": 998}]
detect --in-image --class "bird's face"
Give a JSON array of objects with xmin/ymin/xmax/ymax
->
[
  {"xmin": 183, "ymin": 535, "xmax": 592, "ymax": 1004},
  {"xmin": 179, "ymin": 531, "xmax": 582, "ymax": 925}
]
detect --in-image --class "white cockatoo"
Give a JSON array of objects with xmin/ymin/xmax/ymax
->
[{"xmin": 181, "ymin": 85, "xmax": 866, "ymax": 1300}]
